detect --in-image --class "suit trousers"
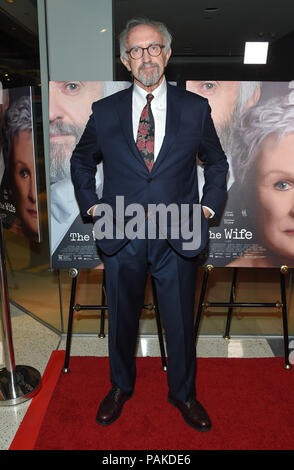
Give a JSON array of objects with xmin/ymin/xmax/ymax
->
[{"xmin": 102, "ymin": 224, "xmax": 199, "ymax": 403}]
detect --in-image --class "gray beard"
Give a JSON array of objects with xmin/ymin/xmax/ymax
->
[
  {"xmin": 217, "ymin": 121, "xmax": 234, "ymax": 156},
  {"xmin": 50, "ymin": 142, "xmax": 72, "ymax": 183},
  {"xmin": 50, "ymin": 121, "xmax": 83, "ymax": 183},
  {"xmin": 137, "ymin": 63, "xmax": 161, "ymax": 87},
  {"xmin": 216, "ymin": 105, "xmax": 242, "ymax": 157}
]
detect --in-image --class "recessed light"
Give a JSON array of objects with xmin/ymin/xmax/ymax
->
[
  {"xmin": 100, "ymin": 28, "xmax": 107, "ymax": 33},
  {"xmin": 244, "ymin": 42, "xmax": 269, "ymax": 64}
]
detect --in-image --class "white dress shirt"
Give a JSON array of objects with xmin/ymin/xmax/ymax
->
[
  {"xmin": 89, "ymin": 78, "xmax": 213, "ymax": 217},
  {"xmin": 132, "ymin": 78, "xmax": 167, "ymax": 161}
]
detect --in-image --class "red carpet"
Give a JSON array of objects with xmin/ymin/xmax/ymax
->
[{"xmin": 10, "ymin": 352, "xmax": 294, "ymax": 450}]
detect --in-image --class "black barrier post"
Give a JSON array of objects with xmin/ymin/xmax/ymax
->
[
  {"xmin": 62, "ymin": 269, "xmax": 167, "ymax": 373},
  {"xmin": 194, "ymin": 264, "xmax": 213, "ymax": 341},
  {"xmin": 151, "ymin": 277, "xmax": 168, "ymax": 371},
  {"xmin": 99, "ymin": 269, "xmax": 107, "ymax": 338},
  {"xmin": 223, "ymin": 267, "xmax": 238, "ymax": 340},
  {"xmin": 280, "ymin": 266, "xmax": 291, "ymax": 369},
  {"xmin": 0, "ymin": 215, "xmax": 42, "ymax": 405},
  {"xmin": 62, "ymin": 268, "xmax": 79, "ymax": 373},
  {"xmin": 194, "ymin": 265, "xmax": 292, "ymax": 370}
]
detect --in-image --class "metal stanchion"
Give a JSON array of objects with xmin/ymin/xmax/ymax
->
[{"xmin": 0, "ymin": 215, "xmax": 41, "ymax": 405}]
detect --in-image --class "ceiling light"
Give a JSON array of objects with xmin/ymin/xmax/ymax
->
[
  {"xmin": 100, "ymin": 28, "xmax": 107, "ymax": 33},
  {"xmin": 244, "ymin": 42, "xmax": 269, "ymax": 64}
]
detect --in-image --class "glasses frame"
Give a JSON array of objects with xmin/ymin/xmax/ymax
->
[{"xmin": 126, "ymin": 43, "xmax": 165, "ymax": 60}]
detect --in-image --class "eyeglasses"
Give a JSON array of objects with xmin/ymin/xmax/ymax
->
[{"xmin": 126, "ymin": 43, "xmax": 165, "ymax": 60}]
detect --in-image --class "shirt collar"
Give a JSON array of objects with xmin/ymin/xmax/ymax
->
[{"xmin": 133, "ymin": 77, "xmax": 167, "ymax": 103}]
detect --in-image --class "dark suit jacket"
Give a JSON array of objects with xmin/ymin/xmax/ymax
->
[{"xmin": 70, "ymin": 82, "xmax": 228, "ymax": 257}]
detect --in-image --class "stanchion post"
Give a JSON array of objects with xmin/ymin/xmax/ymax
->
[
  {"xmin": 62, "ymin": 268, "xmax": 79, "ymax": 373},
  {"xmin": 194, "ymin": 264, "xmax": 214, "ymax": 341},
  {"xmin": 98, "ymin": 269, "xmax": 106, "ymax": 338},
  {"xmin": 280, "ymin": 265, "xmax": 292, "ymax": 370},
  {"xmin": 223, "ymin": 267, "xmax": 238, "ymax": 340},
  {"xmin": 151, "ymin": 277, "xmax": 168, "ymax": 371},
  {"xmin": 0, "ymin": 215, "xmax": 41, "ymax": 405}
]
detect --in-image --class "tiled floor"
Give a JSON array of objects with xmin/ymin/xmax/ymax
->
[{"xmin": 0, "ymin": 304, "xmax": 289, "ymax": 450}]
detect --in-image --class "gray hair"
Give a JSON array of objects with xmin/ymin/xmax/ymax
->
[
  {"xmin": 215, "ymin": 81, "xmax": 261, "ymax": 156},
  {"xmin": 101, "ymin": 81, "xmax": 131, "ymax": 97},
  {"xmin": 235, "ymin": 81, "xmax": 261, "ymax": 117},
  {"xmin": 119, "ymin": 17, "xmax": 172, "ymax": 59},
  {"xmin": 4, "ymin": 95, "xmax": 32, "ymax": 167},
  {"xmin": 232, "ymin": 91, "xmax": 294, "ymax": 184}
]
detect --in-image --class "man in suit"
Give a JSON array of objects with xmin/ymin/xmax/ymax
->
[{"xmin": 71, "ymin": 17, "xmax": 228, "ymax": 432}]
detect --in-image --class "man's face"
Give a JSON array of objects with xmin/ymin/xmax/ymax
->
[
  {"xmin": 49, "ymin": 81, "xmax": 102, "ymax": 182},
  {"xmin": 186, "ymin": 80, "xmax": 260, "ymax": 155},
  {"xmin": 186, "ymin": 81, "xmax": 240, "ymax": 132},
  {"xmin": 187, "ymin": 81, "xmax": 242, "ymax": 155},
  {"xmin": 120, "ymin": 25, "xmax": 171, "ymax": 91},
  {"xmin": 256, "ymin": 133, "xmax": 294, "ymax": 263}
]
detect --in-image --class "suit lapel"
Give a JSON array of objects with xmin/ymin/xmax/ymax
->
[
  {"xmin": 116, "ymin": 85, "xmax": 148, "ymax": 170},
  {"xmin": 116, "ymin": 82, "xmax": 182, "ymax": 172},
  {"xmin": 151, "ymin": 83, "xmax": 181, "ymax": 173}
]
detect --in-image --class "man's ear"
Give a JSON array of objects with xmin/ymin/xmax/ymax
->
[
  {"xmin": 120, "ymin": 55, "xmax": 131, "ymax": 72},
  {"xmin": 244, "ymin": 86, "xmax": 261, "ymax": 111},
  {"xmin": 164, "ymin": 48, "xmax": 172, "ymax": 66}
]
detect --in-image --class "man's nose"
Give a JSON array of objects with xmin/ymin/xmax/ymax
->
[
  {"xmin": 142, "ymin": 48, "xmax": 152, "ymax": 61},
  {"xmin": 49, "ymin": 91, "xmax": 64, "ymax": 122}
]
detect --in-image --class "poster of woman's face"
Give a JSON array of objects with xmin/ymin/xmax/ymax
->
[
  {"xmin": 187, "ymin": 80, "xmax": 294, "ymax": 267},
  {"xmin": 0, "ymin": 87, "xmax": 40, "ymax": 242},
  {"xmin": 227, "ymin": 88, "xmax": 294, "ymax": 267},
  {"xmin": 255, "ymin": 132, "xmax": 294, "ymax": 264}
]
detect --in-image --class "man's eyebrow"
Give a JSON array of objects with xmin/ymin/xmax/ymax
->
[
  {"xmin": 129, "ymin": 41, "xmax": 159, "ymax": 48},
  {"xmin": 62, "ymin": 81, "xmax": 84, "ymax": 86}
]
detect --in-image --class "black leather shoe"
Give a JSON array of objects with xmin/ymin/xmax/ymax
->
[
  {"xmin": 168, "ymin": 393, "xmax": 212, "ymax": 432},
  {"xmin": 96, "ymin": 386, "xmax": 132, "ymax": 425}
]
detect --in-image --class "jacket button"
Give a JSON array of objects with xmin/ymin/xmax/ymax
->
[{"xmin": 148, "ymin": 177, "xmax": 152, "ymax": 182}]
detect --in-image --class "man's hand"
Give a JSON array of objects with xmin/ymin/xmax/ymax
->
[
  {"xmin": 202, "ymin": 206, "xmax": 212, "ymax": 220},
  {"xmin": 89, "ymin": 204, "xmax": 99, "ymax": 218}
]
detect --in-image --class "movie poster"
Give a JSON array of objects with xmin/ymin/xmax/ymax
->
[
  {"xmin": 49, "ymin": 81, "xmax": 131, "ymax": 269},
  {"xmin": 0, "ymin": 86, "xmax": 41, "ymax": 242},
  {"xmin": 186, "ymin": 80, "xmax": 294, "ymax": 267},
  {"xmin": 50, "ymin": 79, "xmax": 294, "ymax": 269}
]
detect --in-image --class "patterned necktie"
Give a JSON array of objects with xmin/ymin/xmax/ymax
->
[{"xmin": 136, "ymin": 93, "xmax": 154, "ymax": 172}]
